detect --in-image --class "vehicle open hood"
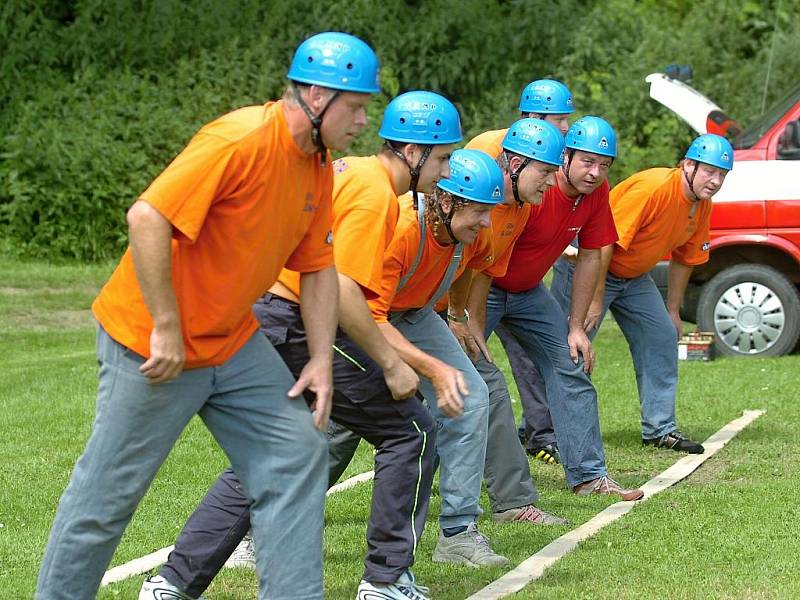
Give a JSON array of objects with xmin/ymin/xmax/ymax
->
[{"xmin": 646, "ymin": 73, "xmax": 742, "ymax": 138}]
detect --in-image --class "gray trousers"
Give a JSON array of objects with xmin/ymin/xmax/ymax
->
[
  {"xmin": 37, "ymin": 327, "xmax": 327, "ymax": 600},
  {"xmin": 495, "ymin": 322, "xmax": 556, "ymax": 449}
]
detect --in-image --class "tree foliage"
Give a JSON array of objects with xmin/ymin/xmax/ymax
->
[{"xmin": 1, "ymin": 0, "xmax": 798, "ymax": 260}]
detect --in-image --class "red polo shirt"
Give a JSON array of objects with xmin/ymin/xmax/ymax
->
[{"xmin": 494, "ymin": 177, "xmax": 618, "ymax": 293}]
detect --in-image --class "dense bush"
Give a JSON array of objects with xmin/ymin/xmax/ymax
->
[{"xmin": 1, "ymin": 0, "xmax": 798, "ymax": 260}]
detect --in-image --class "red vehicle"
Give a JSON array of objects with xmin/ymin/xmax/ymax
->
[{"xmin": 647, "ymin": 72, "xmax": 800, "ymax": 357}]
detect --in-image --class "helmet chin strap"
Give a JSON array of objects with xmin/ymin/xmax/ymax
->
[
  {"xmin": 502, "ymin": 152, "xmax": 531, "ymax": 207},
  {"xmin": 562, "ymin": 149, "xmax": 578, "ymax": 191},
  {"xmin": 389, "ymin": 143, "xmax": 433, "ymax": 210},
  {"xmin": 683, "ymin": 161, "xmax": 701, "ymax": 201},
  {"xmin": 292, "ymin": 82, "xmax": 340, "ymax": 166}
]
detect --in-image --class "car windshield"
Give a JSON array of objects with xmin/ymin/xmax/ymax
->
[{"xmin": 735, "ymin": 82, "xmax": 800, "ymax": 149}]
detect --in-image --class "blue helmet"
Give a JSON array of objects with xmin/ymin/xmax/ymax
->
[
  {"xmin": 502, "ymin": 118, "xmax": 565, "ymax": 166},
  {"xmin": 518, "ymin": 79, "xmax": 574, "ymax": 114},
  {"xmin": 379, "ymin": 91, "xmax": 463, "ymax": 144},
  {"xmin": 437, "ymin": 149, "xmax": 504, "ymax": 205},
  {"xmin": 685, "ymin": 134, "xmax": 734, "ymax": 170},
  {"xmin": 565, "ymin": 116, "xmax": 617, "ymax": 158},
  {"xmin": 288, "ymin": 32, "xmax": 380, "ymax": 94}
]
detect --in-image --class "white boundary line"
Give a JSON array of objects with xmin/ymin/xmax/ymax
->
[
  {"xmin": 100, "ymin": 470, "xmax": 376, "ymax": 586},
  {"xmin": 466, "ymin": 409, "xmax": 766, "ymax": 600}
]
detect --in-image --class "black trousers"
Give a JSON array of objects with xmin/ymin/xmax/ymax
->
[{"xmin": 160, "ymin": 294, "xmax": 436, "ymax": 596}]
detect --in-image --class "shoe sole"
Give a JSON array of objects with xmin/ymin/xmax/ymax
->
[
  {"xmin": 224, "ymin": 559, "xmax": 256, "ymax": 569},
  {"xmin": 432, "ymin": 550, "xmax": 510, "ymax": 568}
]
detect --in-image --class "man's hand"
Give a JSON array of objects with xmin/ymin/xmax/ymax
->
[
  {"xmin": 567, "ymin": 324, "xmax": 595, "ymax": 374},
  {"xmin": 140, "ymin": 321, "xmax": 185, "ymax": 384},
  {"xmin": 584, "ymin": 299, "xmax": 604, "ymax": 333},
  {"xmin": 562, "ymin": 244, "xmax": 579, "ymax": 264},
  {"xmin": 428, "ymin": 359, "xmax": 467, "ymax": 418},
  {"xmin": 289, "ymin": 356, "xmax": 333, "ymax": 431},
  {"xmin": 449, "ymin": 319, "xmax": 493, "ymax": 362},
  {"xmin": 669, "ymin": 310, "xmax": 684, "ymax": 341},
  {"xmin": 383, "ymin": 357, "xmax": 419, "ymax": 400}
]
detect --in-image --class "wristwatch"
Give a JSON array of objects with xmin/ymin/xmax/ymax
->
[{"xmin": 447, "ymin": 309, "xmax": 470, "ymax": 323}]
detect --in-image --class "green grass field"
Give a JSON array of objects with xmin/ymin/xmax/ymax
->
[{"xmin": 2, "ymin": 257, "xmax": 799, "ymax": 599}]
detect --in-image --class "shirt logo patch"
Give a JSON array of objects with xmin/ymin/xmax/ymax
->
[
  {"xmin": 567, "ymin": 226, "xmax": 582, "ymax": 233},
  {"xmin": 333, "ymin": 159, "xmax": 348, "ymax": 174},
  {"xmin": 303, "ymin": 192, "xmax": 316, "ymax": 212},
  {"xmin": 325, "ymin": 231, "xmax": 334, "ymax": 245},
  {"xmin": 701, "ymin": 241, "xmax": 710, "ymax": 251},
  {"xmin": 484, "ymin": 254, "xmax": 494, "ymax": 262}
]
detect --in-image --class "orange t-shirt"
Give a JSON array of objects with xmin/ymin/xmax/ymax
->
[
  {"xmin": 279, "ymin": 155, "xmax": 399, "ymax": 299},
  {"xmin": 609, "ymin": 167, "xmax": 711, "ymax": 278},
  {"xmin": 369, "ymin": 195, "xmax": 495, "ymax": 323},
  {"xmin": 92, "ymin": 101, "xmax": 334, "ymax": 368},
  {"xmin": 465, "ymin": 128, "xmax": 530, "ymax": 278}
]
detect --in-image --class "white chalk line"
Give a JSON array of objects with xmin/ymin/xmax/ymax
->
[
  {"xmin": 100, "ymin": 469, "xmax": 376, "ymax": 586},
  {"xmin": 466, "ymin": 409, "xmax": 766, "ymax": 600}
]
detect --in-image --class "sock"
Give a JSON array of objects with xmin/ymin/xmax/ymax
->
[{"xmin": 442, "ymin": 525, "xmax": 468, "ymax": 537}]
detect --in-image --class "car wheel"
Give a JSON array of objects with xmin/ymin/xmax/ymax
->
[{"xmin": 697, "ymin": 264, "xmax": 800, "ymax": 357}]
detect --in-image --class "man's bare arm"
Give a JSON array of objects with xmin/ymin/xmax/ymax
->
[{"xmin": 127, "ymin": 200, "xmax": 184, "ymax": 384}]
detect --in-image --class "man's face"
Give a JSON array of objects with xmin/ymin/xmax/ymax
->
[
  {"xmin": 448, "ymin": 201, "xmax": 495, "ymax": 245},
  {"xmin": 319, "ymin": 91, "xmax": 371, "ymax": 151},
  {"xmin": 563, "ymin": 150, "xmax": 612, "ymax": 194},
  {"xmin": 526, "ymin": 112, "xmax": 570, "ymax": 135},
  {"xmin": 684, "ymin": 160, "xmax": 728, "ymax": 199},
  {"xmin": 504, "ymin": 157, "xmax": 558, "ymax": 205},
  {"xmin": 410, "ymin": 144, "xmax": 455, "ymax": 193},
  {"xmin": 543, "ymin": 113, "xmax": 570, "ymax": 136}
]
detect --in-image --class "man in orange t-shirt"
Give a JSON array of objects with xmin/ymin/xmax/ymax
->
[
  {"xmin": 366, "ymin": 149, "xmax": 515, "ymax": 567},
  {"xmin": 553, "ymin": 134, "xmax": 735, "ymax": 455},
  {"xmin": 445, "ymin": 119, "xmax": 572, "ymax": 524},
  {"xmin": 141, "ymin": 91, "xmax": 462, "ymax": 600},
  {"xmin": 37, "ymin": 32, "xmax": 379, "ymax": 600}
]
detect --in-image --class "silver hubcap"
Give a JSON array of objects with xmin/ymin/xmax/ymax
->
[{"xmin": 713, "ymin": 281, "xmax": 785, "ymax": 354}]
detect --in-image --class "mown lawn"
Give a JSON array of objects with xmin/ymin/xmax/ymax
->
[{"xmin": 2, "ymin": 257, "xmax": 798, "ymax": 599}]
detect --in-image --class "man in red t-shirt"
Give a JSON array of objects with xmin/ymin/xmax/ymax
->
[{"xmin": 468, "ymin": 117, "xmax": 644, "ymax": 501}]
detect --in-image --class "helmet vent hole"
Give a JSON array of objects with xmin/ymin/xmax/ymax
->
[
  {"xmin": 346, "ymin": 62, "xmax": 354, "ymax": 70},
  {"xmin": 434, "ymin": 134, "xmax": 439, "ymax": 139},
  {"xmin": 399, "ymin": 117, "xmax": 406, "ymax": 124},
  {"xmin": 537, "ymin": 140, "xmax": 542, "ymax": 145},
  {"xmin": 464, "ymin": 176, "xmax": 471, "ymax": 182},
  {"xmin": 435, "ymin": 119, "xmax": 442, "ymax": 126},
  {"xmin": 307, "ymin": 56, "xmax": 314, "ymax": 63}
]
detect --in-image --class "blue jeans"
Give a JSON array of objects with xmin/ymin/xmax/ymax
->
[
  {"xmin": 485, "ymin": 284, "xmax": 607, "ymax": 488},
  {"xmin": 551, "ymin": 258, "xmax": 678, "ymax": 438},
  {"xmin": 393, "ymin": 308, "xmax": 490, "ymax": 529},
  {"xmin": 36, "ymin": 327, "xmax": 327, "ymax": 600}
]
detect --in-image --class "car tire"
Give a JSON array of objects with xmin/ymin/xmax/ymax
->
[{"xmin": 697, "ymin": 264, "xmax": 800, "ymax": 357}]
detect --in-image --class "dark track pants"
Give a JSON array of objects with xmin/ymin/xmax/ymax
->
[{"xmin": 159, "ymin": 294, "xmax": 436, "ymax": 596}]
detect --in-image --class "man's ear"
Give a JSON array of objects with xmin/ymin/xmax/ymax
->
[
  {"xmin": 403, "ymin": 143, "xmax": 420, "ymax": 164},
  {"xmin": 306, "ymin": 85, "xmax": 331, "ymax": 111}
]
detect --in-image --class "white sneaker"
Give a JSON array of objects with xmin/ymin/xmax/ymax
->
[
  {"xmin": 432, "ymin": 522, "xmax": 510, "ymax": 567},
  {"xmin": 139, "ymin": 575, "xmax": 206, "ymax": 600},
  {"xmin": 356, "ymin": 570, "xmax": 430, "ymax": 600},
  {"xmin": 224, "ymin": 533, "xmax": 256, "ymax": 569}
]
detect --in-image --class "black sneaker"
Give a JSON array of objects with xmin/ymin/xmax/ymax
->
[
  {"xmin": 527, "ymin": 442, "xmax": 560, "ymax": 465},
  {"xmin": 643, "ymin": 430, "xmax": 704, "ymax": 454}
]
